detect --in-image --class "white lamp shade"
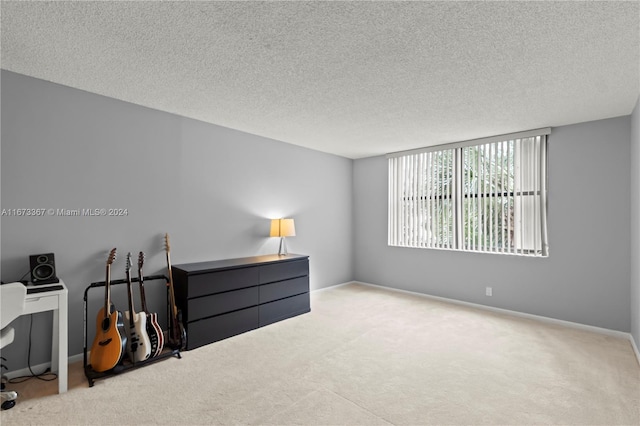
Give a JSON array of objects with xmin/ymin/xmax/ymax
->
[{"xmin": 270, "ymin": 218, "xmax": 296, "ymax": 237}]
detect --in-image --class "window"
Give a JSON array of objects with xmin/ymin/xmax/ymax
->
[{"xmin": 388, "ymin": 129, "xmax": 549, "ymax": 257}]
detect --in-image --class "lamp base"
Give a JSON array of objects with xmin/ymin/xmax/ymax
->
[{"xmin": 278, "ymin": 237, "xmax": 288, "ymax": 256}]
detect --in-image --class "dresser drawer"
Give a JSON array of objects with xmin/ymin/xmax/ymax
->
[
  {"xmin": 259, "ymin": 276, "xmax": 309, "ymax": 304},
  {"xmin": 260, "ymin": 259, "xmax": 308, "ymax": 284},
  {"xmin": 259, "ymin": 292, "xmax": 310, "ymax": 326},
  {"xmin": 187, "ymin": 267, "xmax": 259, "ymax": 298},
  {"xmin": 188, "ymin": 286, "xmax": 258, "ymax": 321},
  {"xmin": 187, "ymin": 306, "xmax": 259, "ymax": 350}
]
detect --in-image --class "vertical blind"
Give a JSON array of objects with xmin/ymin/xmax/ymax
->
[{"xmin": 388, "ymin": 130, "xmax": 549, "ymax": 257}]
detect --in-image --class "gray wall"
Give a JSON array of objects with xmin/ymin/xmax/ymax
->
[
  {"xmin": 631, "ymin": 96, "xmax": 640, "ymax": 347},
  {"xmin": 1, "ymin": 70, "xmax": 354, "ymax": 369},
  {"xmin": 354, "ymin": 116, "xmax": 631, "ymax": 332},
  {"xmin": 2, "ymin": 68, "xmax": 636, "ymax": 373}
]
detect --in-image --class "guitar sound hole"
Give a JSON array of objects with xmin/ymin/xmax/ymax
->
[{"xmin": 101, "ymin": 317, "xmax": 111, "ymax": 331}]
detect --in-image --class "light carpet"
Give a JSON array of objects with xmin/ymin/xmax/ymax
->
[{"xmin": 2, "ymin": 282, "xmax": 639, "ymax": 425}]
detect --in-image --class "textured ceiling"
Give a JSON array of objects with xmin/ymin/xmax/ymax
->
[{"xmin": 1, "ymin": 1, "xmax": 639, "ymax": 159}]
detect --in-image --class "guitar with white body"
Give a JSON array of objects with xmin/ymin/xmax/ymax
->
[
  {"xmin": 124, "ymin": 252, "xmax": 151, "ymax": 363},
  {"xmin": 138, "ymin": 251, "xmax": 164, "ymax": 357}
]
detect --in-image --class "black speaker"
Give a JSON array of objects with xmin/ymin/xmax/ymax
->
[{"xmin": 29, "ymin": 253, "xmax": 59, "ymax": 285}]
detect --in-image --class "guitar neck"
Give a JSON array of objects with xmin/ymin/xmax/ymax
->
[
  {"xmin": 104, "ymin": 264, "xmax": 112, "ymax": 317},
  {"xmin": 138, "ymin": 268, "xmax": 149, "ymax": 313},
  {"xmin": 104, "ymin": 248, "xmax": 117, "ymax": 318},
  {"xmin": 126, "ymin": 270, "xmax": 136, "ymax": 328},
  {"xmin": 166, "ymin": 251, "xmax": 178, "ymax": 317}
]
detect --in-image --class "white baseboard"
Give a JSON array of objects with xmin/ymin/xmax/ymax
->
[
  {"xmin": 3, "ymin": 353, "xmax": 83, "ymax": 380},
  {"xmin": 311, "ymin": 281, "xmax": 354, "ymax": 293},
  {"xmin": 631, "ymin": 334, "xmax": 640, "ymax": 366},
  {"xmin": 350, "ymin": 280, "xmax": 635, "ymax": 343}
]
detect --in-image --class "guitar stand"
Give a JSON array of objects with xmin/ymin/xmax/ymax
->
[{"xmin": 83, "ymin": 274, "xmax": 181, "ymax": 387}]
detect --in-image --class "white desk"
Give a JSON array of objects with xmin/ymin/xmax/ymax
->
[{"xmin": 23, "ymin": 280, "xmax": 68, "ymax": 394}]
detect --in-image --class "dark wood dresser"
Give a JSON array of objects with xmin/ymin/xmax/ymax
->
[{"xmin": 172, "ymin": 254, "xmax": 310, "ymax": 350}]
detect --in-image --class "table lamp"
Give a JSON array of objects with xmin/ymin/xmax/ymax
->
[{"xmin": 270, "ymin": 218, "xmax": 296, "ymax": 256}]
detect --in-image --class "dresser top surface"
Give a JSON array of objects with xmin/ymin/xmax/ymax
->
[{"xmin": 173, "ymin": 254, "xmax": 308, "ymax": 274}]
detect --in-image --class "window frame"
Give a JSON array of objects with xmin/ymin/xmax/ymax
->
[{"xmin": 387, "ymin": 128, "xmax": 550, "ymax": 257}]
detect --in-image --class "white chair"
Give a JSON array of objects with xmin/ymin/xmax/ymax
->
[{"xmin": 1, "ymin": 282, "xmax": 26, "ymax": 410}]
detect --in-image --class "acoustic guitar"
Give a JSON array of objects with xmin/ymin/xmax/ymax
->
[
  {"xmin": 90, "ymin": 248, "xmax": 127, "ymax": 372},
  {"xmin": 124, "ymin": 252, "xmax": 151, "ymax": 363},
  {"xmin": 164, "ymin": 233, "xmax": 186, "ymax": 350},
  {"xmin": 137, "ymin": 251, "xmax": 164, "ymax": 357}
]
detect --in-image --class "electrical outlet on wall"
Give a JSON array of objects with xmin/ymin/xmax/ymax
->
[{"xmin": 486, "ymin": 287, "xmax": 493, "ymax": 296}]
